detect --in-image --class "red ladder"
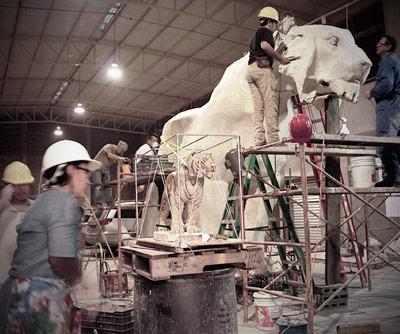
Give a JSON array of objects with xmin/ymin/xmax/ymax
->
[{"xmin": 291, "ymin": 95, "xmax": 367, "ymax": 286}]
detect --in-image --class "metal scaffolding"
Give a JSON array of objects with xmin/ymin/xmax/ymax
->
[{"xmin": 238, "ymin": 133, "xmax": 400, "ymax": 334}]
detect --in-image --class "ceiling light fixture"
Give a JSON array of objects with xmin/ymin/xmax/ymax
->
[
  {"xmin": 108, "ymin": 62, "xmax": 121, "ymax": 79},
  {"xmin": 99, "ymin": 2, "xmax": 123, "ymax": 32},
  {"xmin": 74, "ymin": 64, "xmax": 85, "ymax": 114},
  {"xmin": 52, "ymin": 81, "xmax": 69, "ymax": 101},
  {"xmin": 107, "ymin": 21, "xmax": 122, "ymax": 80},
  {"xmin": 54, "ymin": 126, "xmax": 63, "ymax": 136}
]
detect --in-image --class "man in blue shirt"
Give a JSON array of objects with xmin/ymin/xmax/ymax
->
[
  {"xmin": 365, "ymin": 35, "xmax": 400, "ymax": 187},
  {"xmin": 246, "ymin": 6, "xmax": 290, "ymax": 147}
]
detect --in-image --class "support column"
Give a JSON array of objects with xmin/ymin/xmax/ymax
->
[
  {"xmin": 299, "ymin": 144, "xmax": 314, "ymax": 334},
  {"xmin": 21, "ymin": 123, "xmax": 27, "ymax": 163},
  {"xmin": 325, "ymin": 96, "xmax": 342, "ymax": 284},
  {"xmin": 85, "ymin": 127, "xmax": 91, "ymax": 154},
  {"xmin": 383, "ymin": 0, "xmax": 400, "ymax": 58},
  {"xmin": 84, "ymin": 127, "xmax": 92, "ymax": 204}
]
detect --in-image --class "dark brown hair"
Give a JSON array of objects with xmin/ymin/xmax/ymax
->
[{"xmin": 382, "ymin": 34, "xmax": 397, "ymax": 52}]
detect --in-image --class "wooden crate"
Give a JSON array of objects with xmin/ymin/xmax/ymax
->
[
  {"xmin": 121, "ymin": 239, "xmax": 263, "ymax": 281},
  {"xmin": 80, "ymin": 309, "xmax": 134, "ymax": 334}
]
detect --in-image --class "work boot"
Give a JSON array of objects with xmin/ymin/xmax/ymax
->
[
  {"xmin": 375, "ymin": 179, "xmax": 400, "ymax": 187},
  {"xmin": 269, "ymin": 138, "xmax": 286, "ymax": 148},
  {"xmin": 254, "ymin": 139, "xmax": 267, "ymax": 147}
]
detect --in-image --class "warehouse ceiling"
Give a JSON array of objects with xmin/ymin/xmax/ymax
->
[{"xmin": 0, "ymin": 0, "xmax": 383, "ymax": 134}]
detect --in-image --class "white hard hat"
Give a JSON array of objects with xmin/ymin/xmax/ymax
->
[{"xmin": 41, "ymin": 140, "xmax": 102, "ymax": 174}]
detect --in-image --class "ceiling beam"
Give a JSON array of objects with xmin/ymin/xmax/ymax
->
[
  {"xmin": 0, "ymin": 0, "xmax": 22, "ymax": 97},
  {"xmin": 0, "ymin": 105, "xmax": 157, "ymax": 134},
  {"xmin": 0, "ymin": 97, "xmax": 181, "ymax": 117}
]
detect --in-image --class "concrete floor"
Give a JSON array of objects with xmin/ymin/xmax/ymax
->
[
  {"xmin": 237, "ymin": 262, "xmax": 400, "ymax": 333},
  {"xmin": 74, "ymin": 253, "xmax": 400, "ymax": 334}
]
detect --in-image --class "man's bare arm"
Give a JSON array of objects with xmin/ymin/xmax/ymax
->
[
  {"xmin": 106, "ymin": 151, "xmax": 128, "ymax": 162},
  {"xmin": 261, "ymin": 41, "xmax": 290, "ymax": 65}
]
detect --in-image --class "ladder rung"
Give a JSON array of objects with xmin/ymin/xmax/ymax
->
[
  {"xmin": 312, "ymin": 118, "xmax": 323, "ymax": 123},
  {"xmin": 312, "ymin": 258, "xmax": 325, "ymax": 263},
  {"xmin": 287, "ymin": 280, "xmax": 307, "ymax": 287},
  {"xmin": 221, "ymin": 219, "xmax": 235, "ymax": 225},
  {"xmin": 292, "ymin": 101, "xmax": 308, "ymax": 107},
  {"xmin": 269, "ymin": 217, "xmax": 285, "ymax": 222}
]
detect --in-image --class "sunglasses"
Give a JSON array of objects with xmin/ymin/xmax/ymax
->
[{"xmin": 75, "ymin": 166, "xmax": 91, "ymax": 174}]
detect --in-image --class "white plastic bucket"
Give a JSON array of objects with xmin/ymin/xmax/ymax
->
[
  {"xmin": 254, "ymin": 291, "xmax": 283, "ymax": 331},
  {"xmin": 350, "ymin": 156, "xmax": 376, "ymax": 187},
  {"xmin": 375, "ymin": 157, "xmax": 384, "ymax": 183}
]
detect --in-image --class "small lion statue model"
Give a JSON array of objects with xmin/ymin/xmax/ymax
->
[{"xmin": 159, "ymin": 151, "xmax": 216, "ymax": 234}]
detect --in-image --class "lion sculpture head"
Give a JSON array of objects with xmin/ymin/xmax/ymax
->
[{"xmin": 277, "ymin": 17, "xmax": 371, "ymax": 103}]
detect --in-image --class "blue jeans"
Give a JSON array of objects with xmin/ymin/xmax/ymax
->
[
  {"xmin": 376, "ymin": 98, "xmax": 400, "ymax": 182},
  {"xmin": 92, "ymin": 170, "xmax": 113, "ymax": 205}
]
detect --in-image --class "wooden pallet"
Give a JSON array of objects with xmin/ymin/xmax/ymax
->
[{"xmin": 121, "ymin": 240, "xmax": 264, "ymax": 281}]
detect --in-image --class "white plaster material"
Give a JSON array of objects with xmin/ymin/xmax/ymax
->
[
  {"xmin": 160, "ymin": 20, "xmax": 371, "ymax": 236},
  {"xmin": 339, "ymin": 117, "xmax": 350, "ymax": 135},
  {"xmin": 277, "ymin": 22, "xmax": 371, "ymax": 103}
]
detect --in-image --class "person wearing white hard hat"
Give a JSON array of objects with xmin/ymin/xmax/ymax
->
[
  {"xmin": 92, "ymin": 140, "xmax": 129, "ymax": 206},
  {"xmin": 134, "ymin": 133, "xmax": 164, "ymax": 202},
  {"xmin": 246, "ymin": 6, "xmax": 290, "ymax": 147},
  {"xmin": 0, "ymin": 140, "xmax": 102, "ymax": 333},
  {"xmin": 0, "ymin": 161, "xmax": 35, "ymax": 285}
]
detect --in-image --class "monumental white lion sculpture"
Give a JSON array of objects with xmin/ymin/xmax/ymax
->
[{"xmin": 159, "ymin": 20, "xmax": 371, "ymax": 236}]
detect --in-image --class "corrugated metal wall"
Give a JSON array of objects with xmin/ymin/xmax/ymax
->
[
  {"xmin": 287, "ymin": 177, "xmax": 325, "ymax": 245},
  {"xmin": 291, "ymin": 194, "xmax": 325, "ymax": 245}
]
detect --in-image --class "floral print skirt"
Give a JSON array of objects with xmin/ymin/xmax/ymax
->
[{"xmin": 5, "ymin": 275, "xmax": 81, "ymax": 334}]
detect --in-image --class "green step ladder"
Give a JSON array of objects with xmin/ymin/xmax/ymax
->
[{"xmin": 219, "ymin": 153, "xmax": 308, "ymax": 291}]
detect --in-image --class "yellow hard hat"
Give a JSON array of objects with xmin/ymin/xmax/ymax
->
[
  {"xmin": 3, "ymin": 161, "xmax": 35, "ymax": 184},
  {"xmin": 258, "ymin": 6, "xmax": 279, "ymax": 22}
]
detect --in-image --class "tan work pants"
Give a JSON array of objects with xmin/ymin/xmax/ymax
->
[{"xmin": 246, "ymin": 62, "xmax": 279, "ymax": 146}]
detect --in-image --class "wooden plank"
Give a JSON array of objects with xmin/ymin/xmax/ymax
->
[
  {"xmin": 337, "ymin": 323, "xmax": 381, "ymax": 334},
  {"xmin": 136, "ymin": 237, "xmax": 243, "ymax": 253},
  {"xmin": 232, "ymin": 187, "xmax": 400, "ymax": 201},
  {"xmin": 287, "ymin": 280, "xmax": 307, "ymax": 288},
  {"xmin": 121, "ymin": 245, "xmax": 173, "ymax": 258},
  {"xmin": 310, "ymin": 133, "xmax": 400, "ymax": 147},
  {"xmin": 135, "ymin": 268, "xmax": 171, "ymax": 281},
  {"xmin": 113, "ymin": 168, "xmax": 176, "ymax": 185},
  {"xmin": 254, "ymin": 146, "xmax": 376, "ymax": 156}
]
